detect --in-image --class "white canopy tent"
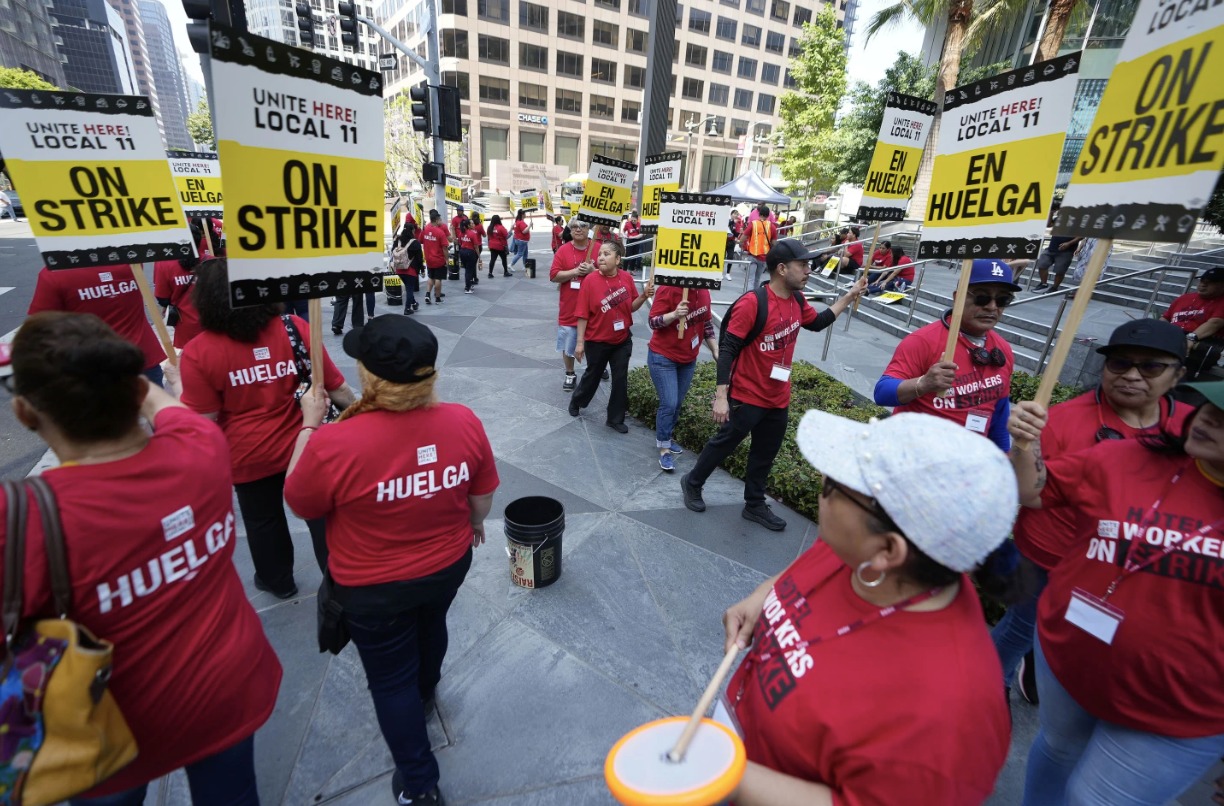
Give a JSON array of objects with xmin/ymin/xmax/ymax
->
[{"xmin": 704, "ymin": 170, "xmax": 792, "ymax": 207}]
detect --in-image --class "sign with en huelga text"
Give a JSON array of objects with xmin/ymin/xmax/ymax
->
[
  {"xmin": 518, "ymin": 188, "xmax": 539, "ymax": 213},
  {"xmin": 446, "ymin": 174, "xmax": 464, "ymax": 204},
  {"xmin": 919, "ymin": 53, "xmax": 1080, "ymax": 260},
  {"xmin": 168, "ymin": 150, "xmax": 223, "ymax": 218},
  {"xmin": 0, "ymin": 89, "xmax": 195, "ymax": 269},
  {"xmin": 208, "ymin": 24, "xmax": 385, "ymax": 306},
  {"xmin": 577, "ymin": 154, "xmax": 636, "ymax": 226},
  {"xmin": 1053, "ymin": 0, "xmax": 1224, "ymax": 242},
  {"xmin": 640, "ymin": 152, "xmax": 683, "ymax": 233},
  {"xmin": 652, "ymin": 192, "xmax": 731, "ymax": 290},
  {"xmin": 858, "ymin": 93, "xmax": 937, "ymax": 222}
]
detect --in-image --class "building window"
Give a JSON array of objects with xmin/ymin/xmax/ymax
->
[
  {"xmin": 688, "ymin": 8, "xmax": 711, "ymax": 33},
  {"xmin": 594, "ymin": 0, "xmax": 620, "ymax": 8},
  {"xmin": 761, "ymin": 63, "xmax": 780, "ymax": 84},
  {"xmin": 756, "ymin": 93, "xmax": 775, "ymax": 114},
  {"xmin": 591, "ymin": 140, "xmax": 636, "ymax": 163},
  {"xmin": 712, "ymin": 50, "xmax": 732, "ymax": 73},
  {"xmin": 741, "ymin": 24, "xmax": 761, "ymax": 47},
  {"xmin": 628, "ymin": 0, "xmax": 647, "ymax": 15},
  {"xmin": 591, "ymin": 58, "xmax": 617, "ymax": 83},
  {"xmin": 479, "ymin": 76, "xmax": 510, "ymax": 104},
  {"xmin": 685, "ymin": 43, "xmax": 707, "ymax": 67},
  {"xmin": 770, "ymin": 0, "xmax": 791, "ymax": 22},
  {"xmin": 593, "ymin": 20, "xmax": 619, "ymax": 48},
  {"xmin": 555, "ymin": 88, "xmax": 583, "ymax": 114},
  {"xmin": 442, "ymin": 71, "xmax": 470, "ymax": 99},
  {"xmin": 682, "ymin": 77, "xmax": 704, "ymax": 100},
  {"xmin": 783, "ymin": 68, "xmax": 796, "ymax": 88},
  {"xmin": 478, "ymin": 34, "xmax": 510, "ymax": 64},
  {"xmin": 624, "ymin": 64, "xmax": 646, "ymax": 90},
  {"xmin": 556, "ymin": 51, "xmax": 584, "ymax": 77},
  {"xmin": 708, "ymin": 83, "xmax": 729, "ymax": 105},
  {"xmin": 557, "ymin": 10, "xmax": 584, "ymax": 39},
  {"xmin": 737, "ymin": 57, "xmax": 757, "ymax": 79},
  {"xmin": 590, "ymin": 94, "xmax": 614, "ymax": 119},
  {"xmin": 627, "ymin": 29, "xmax": 647, "ymax": 53},
  {"xmin": 793, "ymin": 6, "xmax": 810, "ymax": 26},
  {"xmin": 520, "ymin": 43, "xmax": 548, "ymax": 70},
  {"xmin": 519, "ymin": 1, "xmax": 547, "ymax": 30},
  {"xmin": 477, "ymin": 0, "xmax": 508, "ymax": 22},
  {"xmin": 720, "ymin": 0, "xmax": 739, "ymax": 7},
  {"xmin": 622, "ymin": 100, "xmax": 641, "ymax": 123},
  {"xmin": 441, "ymin": 0, "xmax": 467, "ymax": 13},
  {"xmin": 441, "ymin": 29, "xmax": 468, "ymax": 58},
  {"xmin": 745, "ymin": 0, "xmax": 764, "ymax": 13},
  {"xmin": 730, "ymin": 118, "xmax": 748, "ymax": 137},
  {"xmin": 701, "ymin": 153, "xmax": 736, "ymax": 192},
  {"xmin": 481, "ymin": 126, "xmax": 508, "ymax": 177},
  {"xmin": 715, "ymin": 16, "xmax": 736, "ymax": 40},
  {"xmin": 520, "ymin": 130, "xmax": 545, "ymax": 163},
  {"xmin": 765, "ymin": 31, "xmax": 784, "ymax": 53},
  {"xmin": 555, "ymin": 134, "xmax": 579, "ymax": 172},
  {"xmin": 733, "ymin": 88, "xmax": 753, "ymax": 110},
  {"xmin": 519, "ymin": 81, "xmax": 547, "ymax": 109},
  {"xmin": 789, "ymin": 37, "xmax": 802, "ymax": 57}
]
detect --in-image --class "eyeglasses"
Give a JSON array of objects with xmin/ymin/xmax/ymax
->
[
  {"xmin": 968, "ymin": 346, "xmax": 1008, "ymax": 367},
  {"xmin": 569, "ymin": 223, "xmax": 588, "ymax": 230},
  {"xmin": 1102, "ymin": 357, "xmax": 1180, "ymax": 379},
  {"xmin": 971, "ymin": 293, "xmax": 1015, "ymax": 308},
  {"xmin": 820, "ymin": 476, "xmax": 899, "ymax": 530}
]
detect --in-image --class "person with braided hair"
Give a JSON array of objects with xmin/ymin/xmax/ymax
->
[{"xmin": 284, "ymin": 315, "xmax": 498, "ymax": 806}]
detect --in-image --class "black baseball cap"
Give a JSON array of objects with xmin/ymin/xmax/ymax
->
[
  {"xmin": 765, "ymin": 238, "xmax": 820, "ymax": 268},
  {"xmin": 1199, "ymin": 267, "xmax": 1224, "ymax": 282},
  {"xmin": 343, "ymin": 315, "xmax": 439, "ymax": 384},
  {"xmin": 1096, "ymin": 319, "xmax": 1187, "ymax": 361}
]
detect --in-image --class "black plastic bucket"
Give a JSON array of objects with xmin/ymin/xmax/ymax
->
[{"xmin": 505, "ymin": 496, "xmax": 564, "ymax": 589}]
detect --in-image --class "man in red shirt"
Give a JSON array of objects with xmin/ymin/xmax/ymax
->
[
  {"xmin": 450, "ymin": 205, "xmax": 467, "ymax": 239},
  {"xmin": 421, "ymin": 209, "xmax": 451, "ymax": 305},
  {"xmin": 1163, "ymin": 266, "xmax": 1224, "ymax": 380},
  {"xmin": 740, "ymin": 204, "xmax": 778, "ymax": 289},
  {"xmin": 550, "ymin": 219, "xmax": 598, "ymax": 391},
  {"xmin": 623, "ymin": 210, "xmax": 643, "ymax": 274},
  {"xmin": 681, "ymin": 238, "xmax": 865, "ymax": 530}
]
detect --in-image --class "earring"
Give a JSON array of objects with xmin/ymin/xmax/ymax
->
[{"xmin": 856, "ymin": 560, "xmax": 885, "ymax": 588}]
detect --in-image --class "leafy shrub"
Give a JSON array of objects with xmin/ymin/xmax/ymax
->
[{"xmin": 1009, "ymin": 371, "xmax": 1082, "ymax": 405}]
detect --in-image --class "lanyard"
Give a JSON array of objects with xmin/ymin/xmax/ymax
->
[{"xmin": 771, "ymin": 291, "xmax": 797, "ymax": 340}]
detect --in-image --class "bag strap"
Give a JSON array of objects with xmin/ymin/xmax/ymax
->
[
  {"xmin": 281, "ymin": 314, "xmax": 311, "ymax": 384},
  {"xmin": 27, "ymin": 476, "xmax": 71, "ymax": 618},
  {"xmin": 2, "ymin": 480, "xmax": 28, "ymax": 643}
]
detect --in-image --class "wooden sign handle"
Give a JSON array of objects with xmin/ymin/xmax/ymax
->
[
  {"xmin": 129, "ymin": 263, "xmax": 177, "ymax": 367},
  {"xmin": 942, "ymin": 259, "xmax": 976, "ymax": 363},
  {"xmin": 1034, "ymin": 239, "xmax": 1112, "ymax": 407},
  {"xmin": 677, "ymin": 288, "xmax": 689, "ymax": 339},
  {"xmin": 309, "ymin": 298, "xmax": 323, "ymax": 392}
]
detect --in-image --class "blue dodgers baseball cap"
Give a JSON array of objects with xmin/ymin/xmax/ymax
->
[{"xmin": 968, "ymin": 259, "xmax": 1022, "ymax": 291}]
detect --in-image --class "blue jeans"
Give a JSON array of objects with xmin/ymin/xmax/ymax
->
[
  {"xmin": 71, "ymin": 735, "xmax": 258, "ymax": 805},
  {"xmin": 989, "ymin": 564, "xmax": 1048, "ymax": 686},
  {"xmin": 647, "ymin": 349, "xmax": 697, "ymax": 449},
  {"xmin": 1022, "ymin": 638, "xmax": 1224, "ymax": 806},
  {"xmin": 509, "ymin": 238, "xmax": 529, "ymax": 267}
]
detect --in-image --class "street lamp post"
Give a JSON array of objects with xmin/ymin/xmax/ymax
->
[
  {"xmin": 684, "ymin": 114, "xmax": 721, "ymax": 192},
  {"xmin": 740, "ymin": 119, "xmax": 772, "ymax": 175}
]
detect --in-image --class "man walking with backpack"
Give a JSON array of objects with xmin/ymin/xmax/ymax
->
[
  {"xmin": 681, "ymin": 238, "xmax": 865, "ymax": 530},
  {"xmin": 740, "ymin": 204, "xmax": 777, "ymax": 290}
]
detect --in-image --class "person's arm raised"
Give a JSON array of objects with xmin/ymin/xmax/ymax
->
[{"xmin": 1008, "ymin": 400, "xmax": 1049, "ymax": 508}]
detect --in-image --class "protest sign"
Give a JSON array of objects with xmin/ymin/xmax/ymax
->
[
  {"xmin": 517, "ymin": 188, "xmax": 539, "ymax": 213},
  {"xmin": 1053, "ymin": 0, "xmax": 1224, "ymax": 242},
  {"xmin": 445, "ymin": 174, "xmax": 464, "ymax": 205},
  {"xmin": 208, "ymin": 24, "xmax": 385, "ymax": 306},
  {"xmin": 640, "ymin": 152, "xmax": 683, "ymax": 233},
  {"xmin": 651, "ymin": 192, "xmax": 731, "ymax": 290},
  {"xmin": 541, "ymin": 187, "xmax": 555, "ymax": 214},
  {"xmin": 858, "ymin": 93, "xmax": 937, "ymax": 221},
  {"xmin": 577, "ymin": 155, "xmax": 636, "ymax": 226},
  {"xmin": 920, "ymin": 52, "xmax": 1080, "ymax": 260},
  {"xmin": 168, "ymin": 150, "xmax": 223, "ymax": 219},
  {"xmin": 0, "ymin": 89, "xmax": 194, "ymax": 269}
]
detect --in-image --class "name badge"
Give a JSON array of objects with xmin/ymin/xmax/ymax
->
[
  {"xmin": 964, "ymin": 413, "xmax": 989, "ymax": 433},
  {"xmin": 1065, "ymin": 588, "xmax": 1123, "ymax": 645},
  {"xmin": 770, "ymin": 364, "xmax": 791, "ymax": 382},
  {"xmin": 570, "ymin": 280, "xmax": 582, "ymax": 289},
  {"xmin": 613, "ymin": 319, "xmax": 625, "ymax": 331},
  {"xmin": 691, "ymin": 335, "xmax": 700, "ymax": 350}
]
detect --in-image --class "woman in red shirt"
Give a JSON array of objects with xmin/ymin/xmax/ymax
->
[
  {"xmin": 647, "ymin": 286, "xmax": 717, "ymax": 471},
  {"xmin": 723, "ymin": 411, "xmax": 1013, "ymax": 804},
  {"xmin": 509, "ymin": 209, "xmax": 531, "ymax": 273},
  {"xmin": 177, "ymin": 261, "xmax": 356, "ymax": 599},
  {"xmin": 470, "ymin": 212, "xmax": 486, "ymax": 281},
  {"xmin": 487, "ymin": 214, "xmax": 510, "ymax": 277},
  {"xmin": 1009, "ymin": 381, "xmax": 1224, "ymax": 805},
  {"xmin": 4, "ymin": 312, "xmax": 281, "ymax": 802},
  {"xmin": 569, "ymin": 241, "xmax": 652, "ymax": 432},
  {"xmin": 457, "ymin": 217, "xmax": 480, "ymax": 294},
  {"xmin": 154, "ymin": 252, "xmax": 203, "ymax": 350},
  {"xmin": 869, "ymin": 246, "xmax": 917, "ymax": 294},
  {"xmin": 551, "ymin": 215, "xmax": 566, "ymax": 253},
  {"xmin": 284, "ymin": 315, "xmax": 498, "ymax": 806}
]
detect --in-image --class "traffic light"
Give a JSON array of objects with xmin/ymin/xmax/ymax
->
[
  {"xmin": 422, "ymin": 161, "xmax": 444, "ymax": 182},
  {"xmin": 410, "ymin": 83, "xmax": 432, "ymax": 135},
  {"xmin": 436, "ymin": 85, "xmax": 463, "ymax": 142},
  {"xmin": 295, "ymin": 3, "xmax": 314, "ymax": 47},
  {"xmin": 337, "ymin": 1, "xmax": 358, "ymax": 49}
]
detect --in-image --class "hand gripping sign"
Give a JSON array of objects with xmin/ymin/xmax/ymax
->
[
  {"xmin": 577, "ymin": 154, "xmax": 637, "ymax": 227},
  {"xmin": 640, "ymin": 152, "xmax": 684, "ymax": 234},
  {"xmin": 859, "ymin": 93, "xmax": 937, "ymax": 222}
]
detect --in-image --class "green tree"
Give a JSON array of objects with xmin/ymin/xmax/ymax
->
[
  {"xmin": 776, "ymin": 6, "xmax": 848, "ymax": 197},
  {"xmin": 186, "ymin": 99, "xmax": 215, "ymax": 150},
  {"xmin": 0, "ymin": 67, "xmax": 59, "ymax": 90}
]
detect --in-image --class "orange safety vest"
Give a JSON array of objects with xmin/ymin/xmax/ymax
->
[{"xmin": 747, "ymin": 220, "xmax": 773, "ymax": 256}]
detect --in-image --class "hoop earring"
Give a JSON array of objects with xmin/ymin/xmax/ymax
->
[{"xmin": 856, "ymin": 560, "xmax": 885, "ymax": 588}]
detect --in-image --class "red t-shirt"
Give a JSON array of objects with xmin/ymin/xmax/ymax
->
[
  {"xmin": 730, "ymin": 541, "xmax": 1010, "ymax": 805},
  {"xmin": 893, "ymin": 255, "xmax": 915, "ymax": 283},
  {"xmin": 648, "ymin": 287, "xmax": 712, "ymax": 364},
  {"xmin": 513, "ymin": 219, "xmax": 531, "ymax": 242},
  {"xmin": 459, "ymin": 228, "xmax": 480, "ymax": 251},
  {"xmin": 1038, "ymin": 441, "xmax": 1224, "ymax": 737},
  {"xmin": 179, "ymin": 315, "xmax": 344, "ymax": 484},
  {"xmin": 550, "ymin": 241, "xmax": 598, "ymax": 326},
  {"xmin": 488, "ymin": 223, "xmax": 509, "ymax": 251},
  {"xmin": 4, "ymin": 408, "xmax": 281, "ymax": 795},
  {"xmin": 1162, "ymin": 291, "xmax": 1224, "ymax": 334},
  {"xmin": 284, "ymin": 404, "xmax": 499, "ymax": 586},
  {"xmin": 421, "ymin": 223, "xmax": 450, "ymax": 268},
  {"xmin": 450, "ymin": 214, "xmax": 466, "ymax": 236},
  {"xmin": 869, "ymin": 248, "xmax": 892, "ymax": 268},
  {"xmin": 552, "ymin": 225, "xmax": 564, "ymax": 252},
  {"xmin": 153, "ymin": 260, "xmax": 202, "ymax": 349},
  {"xmin": 726, "ymin": 287, "xmax": 817, "ymax": 409},
  {"xmin": 623, "ymin": 219, "xmax": 642, "ymax": 239},
  {"xmin": 576, "ymin": 270, "xmax": 639, "ymax": 344},
  {"xmin": 846, "ymin": 240, "xmax": 864, "ymax": 265},
  {"xmin": 885, "ymin": 320, "xmax": 1014, "ymax": 436},
  {"xmin": 1015, "ymin": 390, "xmax": 1188, "ymax": 570},
  {"xmin": 27, "ymin": 265, "xmax": 165, "ymax": 370}
]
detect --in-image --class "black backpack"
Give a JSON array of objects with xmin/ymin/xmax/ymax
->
[{"xmin": 718, "ymin": 284, "xmax": 810, "ymax": 349}]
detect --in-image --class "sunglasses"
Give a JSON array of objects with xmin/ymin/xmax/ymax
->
[
  {"xmin": 1102, "ymin": 357, "xmax": 1180, "ymax": 379},
  {"xmin": 969, "ymin": 346, "xmax": 1008, "ymax": 367},
  {"xmin": 971, "ymin": 293, "xmax": 1014, "ymax": 308},
  {"xmin": 820, "ymin": 476, "xmax": 899, "ymax": 530}
]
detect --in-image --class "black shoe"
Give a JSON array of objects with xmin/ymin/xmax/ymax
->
[
  {"xmin": 332, "ymin": 328, "xmax": 343, "ymax": 336},
  {"xmin": 488, "ymin": 273, "xmax": 494, "ymax": 279},
  {"xmin": 392, "ymin": 772, "xmax": 444, "ymax": 805},
  {"xmin": 563, "ymin": 373, "xmax": 576, "ymax": 392},
  {"xmin": 568, "ymin": 402, "xmax": 580, "ymax": 417},
  {"xmin": 1034, "ymin": 283, "xmax": 1049, "ymax": 291},
  {"xmin": 607, "ymin": 421, "xmax": 628, "ymax": 434},
  {"xmin": 1017, "ymin": 651, "xmax": 1039, "ymax": 705},
  {"xmin": 601, "ymin": 368, "xmax": 611, "ymax": 380},
  {"xmin": 253, "ymin": 574, "xmax": 298, "ymax": 600},
  {"xmin": 742, "ymin": 504, "xmax": 786, "ymax": 531},
  {"xmin": 424, "ymin": 297, "xmax": 431, "ymax": 305},
  {"xmin": 680, "ymin": 473, "xmax": 705, "ymax": 513}
]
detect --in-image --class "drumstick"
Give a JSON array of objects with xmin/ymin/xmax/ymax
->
[{"xmin": 667, "ymin": 644, "xmax": 740, "ymax": 763}]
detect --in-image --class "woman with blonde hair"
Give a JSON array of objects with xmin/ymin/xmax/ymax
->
[{"xmin": 284, "ymin": 315, "xmax": 498, "ymax": 806}]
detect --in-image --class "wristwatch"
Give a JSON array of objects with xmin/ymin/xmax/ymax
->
[{"xmin": 1187, "ymin": 333, "xmax": 1199, "ymax": 343}]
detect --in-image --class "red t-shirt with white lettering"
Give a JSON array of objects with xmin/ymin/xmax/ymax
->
[
  {"xmin": 726, "ymin": 287, "xmax": 817, "ymax": 409},
  {"xmin": 513, "ymin": 219, "xmax": 531, "ymax": 242},
  {"xmin": 284, "ymin": 404, "xmax": 498, "ymax": 586},
  {"xmin": 27, "ymin": 265, "xmax": 165, "ymax": 370},
  {"xmin": 551, "ymin": 241, "xmax": 599, "ymax": 326},
  {"xmin": 576, "ymin": 269, "xmax": 639, "ymax": 345},
  {"xmin": 153, "ymin": 260, "xmax": 202, "ymax": 349},
  {"xmin": 179, "ymin": 315, "xmax": 344, "ymax": 484},
  {"xmin": 2, "ymin": 408, "xmax": 281, "ymax": 795},
  {"xmin": 1038, "ymin": 440, "xmax": 1224, "ymax": 737},
  {"xmin": 459, "ymin": 228, "xmax": 480, "ymax": 251},
  {"xmin": 885, "ymin": 320, "xmax": 1014, "ymax": 435},
  {"xmin": 648, "ymin": 286, "xmax": 712, "ymax": 364},
  {"xmin": 730, "ymin": 541, "xmax": 1009, "ymax": 805},
  {"xmin": 421, "ymin": 223, "xmax": 450, "ymax": 268},
  {"xmin": 1015, "ymin": 391, "xmax": 1188, "ymax": 570},
  {"xmin": 1162, "ymin": 291, "xmax": 1224, "ymax": 334}
]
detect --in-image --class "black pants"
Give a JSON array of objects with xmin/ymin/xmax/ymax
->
[
  {"xmin": 572, "ymin": 338, "xmax": 632, "ymax": 425},
  {"xmin": 489, "ymin": 248, "xmax": 508, "ymax": 276},
  {"xmin": 625, "ymin": 239, "xmax": 643, "ymax": 273},
  {"xmin": 460, "ymin": 248, "xmax": 477, "ymax": 290},
  {"xmin": 688, "ymin": 398, "xmax": 788, "ymax": 506},
  {"xmin": 1187, "ymin": 338, "xmax": 1224, "ymax": 381},
  {"xmin": 332, "ymin": 292, "xmax": 376, "ymax": 332},
  {"xmin": 233, "ymin": 470, "xmax": 327, "ymax": 590}
]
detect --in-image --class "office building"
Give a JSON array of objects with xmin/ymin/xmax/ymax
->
[
  {"xmin": 0, "ymin": 0, "xmax": 67, "ymax": 86},
  {"xmin": 48, "ymin": 0, "xmax": 137, "ymax": 94},
  {"xmin": 140, "ymin": 0, "xmax": 192, "ymax": 148},
  {"xmin": 106, "ymin": 0, "xmax": 161, "ymax": 136},
  {"xmin": 377, "ymin": 0, "xmax": 855, "ymax": 192},
  {"xmin": 246, "ymin": 0, "xmax": 381, "ymax": 72}
]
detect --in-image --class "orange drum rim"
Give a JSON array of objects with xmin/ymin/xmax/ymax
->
[{"xmin": 604, "ymin": 716, "xmax": 747, "ymax": 806}]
